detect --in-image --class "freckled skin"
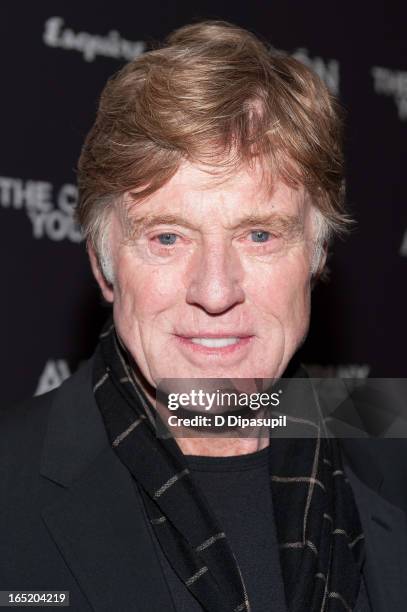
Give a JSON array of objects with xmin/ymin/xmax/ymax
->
[{"xmin": 89, "ymin": 161, "xmax": 320, "ymax": 455}]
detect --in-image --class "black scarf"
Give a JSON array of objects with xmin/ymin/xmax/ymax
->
[{"xmin": 92, "ymin": 317, "xmax": 365, "ymax": 611}]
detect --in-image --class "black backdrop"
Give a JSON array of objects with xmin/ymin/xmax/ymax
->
[{"xmin": 2, "ymin": 1, "xmax": 406, "ymax": 406}]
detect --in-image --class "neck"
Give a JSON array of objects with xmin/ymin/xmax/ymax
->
[
  {"xmin": 139, "ymin": 378, "xmax": 270, "ymax": 457},
  {"xmin": 176, "ymin": 435, "xmax": 269, "ymax": 457}
]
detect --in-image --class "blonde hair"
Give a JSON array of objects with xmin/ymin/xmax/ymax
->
[{"xmin": 76, "ymin": 21, "xmax": 351, "ymax": 281}]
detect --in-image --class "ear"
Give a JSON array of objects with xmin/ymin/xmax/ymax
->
[{"xmin": 87, "ymin": 241, "xmax": 114, "ymax": 303}]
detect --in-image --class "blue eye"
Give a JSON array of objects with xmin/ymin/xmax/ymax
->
[
  {"xmin": 251, "ymin": 230, "xmax": 270, "ymax": 243},
  {"xmin": 157, "ymin": 233, "xmax": 177, "ymax": 245}
]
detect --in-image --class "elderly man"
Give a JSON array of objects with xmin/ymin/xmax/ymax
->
[{"xmin": 1, "ymin": 21, "xmax": 406, "ymax": 612}]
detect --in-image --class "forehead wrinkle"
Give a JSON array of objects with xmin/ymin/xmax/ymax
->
[{"xmin": 119, "ymin": 172, "xmax": 309, "ymax": 241}]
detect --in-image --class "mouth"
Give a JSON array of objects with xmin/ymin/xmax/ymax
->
[
  {"xmin": 174, "ymin": 334, "xmax": 254, "ymax": 356},
  {"xmin": 190, "ymin": 337, "xmax": 241, "ymax": 348}
]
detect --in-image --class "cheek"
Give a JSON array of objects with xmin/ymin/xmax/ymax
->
[
  {"xmin": 114, "ymin": 256, "xmax": 183, "ymax": 321},
  {"xmin": 244, "ymin": 254, "xmax": 311, "ymax": 323}
]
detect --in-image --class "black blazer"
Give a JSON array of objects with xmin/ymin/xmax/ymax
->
[{"xmin": 1, "ymin": 358, "xmax": 407, "ymax": 611}]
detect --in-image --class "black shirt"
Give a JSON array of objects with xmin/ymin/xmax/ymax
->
[{"xmin": 185, "ymin": 446, "xmax": 287, "ymax": 612}]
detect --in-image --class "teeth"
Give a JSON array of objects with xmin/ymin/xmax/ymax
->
[{"xmin": 191, "ymin": 337, "xmax": 240, "ymax": 348}]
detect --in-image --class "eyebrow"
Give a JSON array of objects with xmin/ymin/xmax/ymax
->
[
  {"xmin": 125, "ymin": 211, "xmax": 304, "ymax": 239},
  {"xmin": 126, "ymin": 213, "xmax": 197, "ymax": 238}
]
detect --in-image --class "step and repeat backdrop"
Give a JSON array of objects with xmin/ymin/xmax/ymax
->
[{"xmin": 2, "ymin": 1, "xmax": 406, "ymax": 407}]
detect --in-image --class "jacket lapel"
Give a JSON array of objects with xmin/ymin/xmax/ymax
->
[
  {"xmin": 341, "ymin": 439, "xmax": 407, "ymax": 612},
  {"xmin": 40, "ymin": 359, "xmax": 175, "ymax": 612}
]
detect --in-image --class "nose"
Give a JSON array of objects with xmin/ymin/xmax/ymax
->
[{"xmin": 185, "ymin": 239, "xmax": 245, "ymax": 314}]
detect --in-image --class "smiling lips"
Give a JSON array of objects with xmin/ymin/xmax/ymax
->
[
  {"xmin": 191, "ymin": 337, "xmax": 241, "ymax": 348},
  {"xmin": 174, "ymin": 333, "xmax": 254, "ymax": 355}
]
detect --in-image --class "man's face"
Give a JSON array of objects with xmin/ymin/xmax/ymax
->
[{"xmin": 93, "ymin": 161, "xmax": 318, "ymax": 385}]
